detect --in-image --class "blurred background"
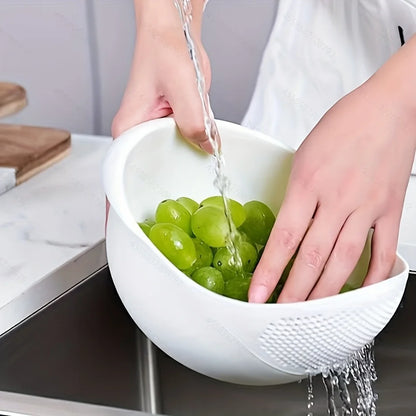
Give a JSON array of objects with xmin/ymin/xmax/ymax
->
[{"xmin": 0, "ymin": 0, "xmax": 278, "ymax": 137}]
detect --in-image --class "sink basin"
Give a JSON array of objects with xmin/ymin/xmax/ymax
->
[{"xmin": 0, "ymin": 260, "xmax": 415, "ymax": 415}]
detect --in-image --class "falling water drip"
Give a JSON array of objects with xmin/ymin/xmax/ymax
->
[
  {"xmin": 349, "ymin": 343, "xmax": 378, "ymax": 416},
  {"xmin": 322, "ymin": 370, "xmax": 340, "ymax": 416},
  {"xmin": 337, "ymin": 368, "xmax": 353, "ymax": 416},
  {"xmin": 319, "ymin": 341, "xmax": 378, "ymax": 416},
  {"xmin": 306, "ymin": 373, "xmax": 314, "ymax": 416}
]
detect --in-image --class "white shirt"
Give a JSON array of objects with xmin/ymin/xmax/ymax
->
[{"xmin": 243, "ymin": 0, "xmax": 416, "ymax": 149}]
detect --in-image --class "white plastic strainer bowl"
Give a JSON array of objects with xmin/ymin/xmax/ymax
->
[{"xmin": 103, "ymin": 118, "xmax": 409, "ymax": 386}]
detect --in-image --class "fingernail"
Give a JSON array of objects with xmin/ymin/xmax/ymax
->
[{"xmin": 248, "ymin": 285, "xmax": 270, "ymax": 303}]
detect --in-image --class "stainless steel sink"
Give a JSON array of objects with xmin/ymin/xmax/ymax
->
[{"xmin": 0, "ymin": 259, "xmax": 415, "ymax": 415}]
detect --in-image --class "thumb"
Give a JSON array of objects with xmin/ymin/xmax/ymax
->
[{"xmin": 166, "ymin": 65, "xmax": 215, "ymax": 154}]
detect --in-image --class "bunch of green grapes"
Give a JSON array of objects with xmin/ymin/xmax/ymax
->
[
  {"xmin": 138, "ymin": 195, "xmax": 367, "ymax": 302},
  {"xmin": 138, "ymin": 195, "xmax": 287, "ymax": 302}
]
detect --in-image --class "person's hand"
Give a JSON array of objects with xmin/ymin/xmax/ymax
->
[
  {"xmin": 111, "ymin": 0, "xmax": 212, "ymax": 152},
  {"xmin": 107, "ymin": 0, "xmax": 211, "ymax": 227},
  {"xmin": 249, "ymin": 36, "xmax": 416, "ymax": 303}
]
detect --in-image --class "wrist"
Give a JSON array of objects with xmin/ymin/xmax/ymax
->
[
  {"xmin": 371, "ymin": 34, "xmax": 416, "ymax": 119},
  {"xmin": 364, "ymin": 34, "xmax": 416, "ymax": 148}
]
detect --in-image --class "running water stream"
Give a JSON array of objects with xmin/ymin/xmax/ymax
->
[
  {"xmin": 173, "ymin": 0, "xmax": 243, "ymax": 273},
  {"xmin": 173, "ymin": 1, "xmax": 379, "ymax": 414},
  {"xmin": 306, "ymin": 341, "xmax": 378, "ymax": 416}
]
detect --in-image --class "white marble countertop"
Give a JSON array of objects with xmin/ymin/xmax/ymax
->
[{"xmin": 0, "ymin": 134, "xmax": 111, "ymax": 332}]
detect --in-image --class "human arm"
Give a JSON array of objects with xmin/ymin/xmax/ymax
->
[{"xmin": 249, "ymin": 34, "xmax": 416, "ymax": 303}]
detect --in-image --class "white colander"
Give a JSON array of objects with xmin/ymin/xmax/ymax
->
[{"xmin": 103, "ymin": 118, "xmax": 409, "ymax": 386}]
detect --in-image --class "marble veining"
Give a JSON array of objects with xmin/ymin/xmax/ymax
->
[{"xmin": 0, "ymin": 135, "xmax": 111, "ymax": 309}]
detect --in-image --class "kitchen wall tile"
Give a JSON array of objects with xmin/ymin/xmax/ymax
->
[
  {"xmin": 0, "ymin": 0, "xmax": 278, "ymax": 136},
  {"xmin": 88, "ymin": 0, "xmax": 136, "ymax": 136},
  {"xmin": 203, "ymin": 0, "xmax": 278, "ymax": 124},
  {"xmin": 0, "ymin": 0, "xmax": 94, "ymax": 134}
]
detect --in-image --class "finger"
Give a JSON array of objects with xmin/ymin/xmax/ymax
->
[
  {"xmin": 166, "ymin": 64, "xmax": 215, "ymax": 154},
  {"xmin": 248, "ymin": 188, "xmax": 317, "ymax": 303},
  {"xmin": 277, "ymin": 208, "xmax": 345, "ymax": 303},
  {"xmin": 308, "ymin": 211, "xmax": 372, "ymax": 300},
  {"xmin": 363, "ymin": 214, "xmax": 399, "ymax": 286}
]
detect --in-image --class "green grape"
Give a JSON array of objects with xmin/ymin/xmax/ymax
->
[
  {"xmin": 339, "ymin": 283, "xmax": 355, "ymax": 294},
  {"xmin": 155, "ymin": 199, "xmax": 192, "ymax": 235},
  {"xmin": 239, "ymin": 200, "xmax": 275, "ymax": 245},
  {"xmin": 200, "ymin": 196, "xmax": 246, "ymax": 228},
  {"xmin": 191, "ymin": 205, "xmax": 230, "ymax": 247},
  {"xmin": 176, "ymin": 196, "xmax": 199, "ymax": 214},
  {"xmin": 145, "ymin": 196, "xmax": 302, "ymax": 302},
  {"xmin": 138, "ymin": 219, "xmax": 155, "ymax": 237},
  {"xmin": 213, "ymin": 241, "xmax": 258, "ymax": 280},
  {"xmin": 257, "ymin": 245, "xmax": 264, "ymax": 259},
  {"xmin": 149, "ymin": 223, "xmax": 196, "ymax": 270},
  {"xmin": 239, "ymin": 230, "xmax": 255, "ymax": 246},
  {"xmin": 212, "ymin": 247, "xmax": 241, "ymax": 281},
  {"xmin": 223, "ymin": 273, "xmax": 252, "ymax": 301},
  {"xmin": 182, "ymin": 237, "xmax": 213, "ymax": 276},
  {"xmin": 191, "ymin": 266, "xmax": 225, "ymax": 295},
  {"xmin": 239, "ymin": 241, "xmax": 258, "ymax": 273}
]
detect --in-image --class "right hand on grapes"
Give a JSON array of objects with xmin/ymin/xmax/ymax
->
[
  {"xmin": 248, "ymin": 57, "xmax": 416, "ymax": 303},
  {"xmin": 111, "ymin": 0, "xmax": 213, "ymax": 153}
]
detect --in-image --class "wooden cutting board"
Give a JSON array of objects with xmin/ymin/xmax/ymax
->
[
  {"xmin": 0, "ymin": 124, "xmax": 71, "ymax": 195},
  {"xmin": 0, "ymin": 82, "xmax": 27, "ymax": 118}
]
